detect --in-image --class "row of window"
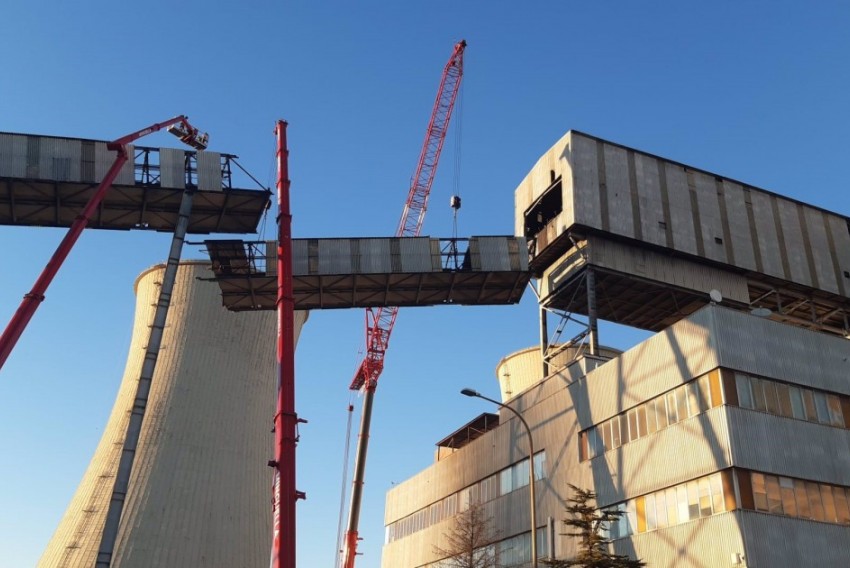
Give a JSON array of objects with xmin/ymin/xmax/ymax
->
[
  {"xmin": 581, "ymin": 369, "xmax": 850, "ymax": 462},
  {"xmin": 606, "ymin": 471, "xmax": 730, "ymax": 539},
  {"xmin": 386, "ymin": 452, "xmax": 546, "ymax": 544},
  {"xmin": 750, "ymin": 472, "xmax": 850, "ymax": 524},
  {"xmin": 580, "ymin": 372, "xmax": 722, "ymax": 461},
  {"xmin": 734, "ymin": 371, "xmax": 847, "ymax": 428},
  {"xmin": 427, "ymin": 530, "xmax": 547, "ymax": 568}
]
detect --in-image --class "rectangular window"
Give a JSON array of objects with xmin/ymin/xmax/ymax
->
[
  {"xmin": 752, "ymin": 472, "xmax": 768, "ymax": 511},
  {"xmin": 807, "ymin": 481, "xmax": 825, "ymax": 521},
  {"xmin": 827, "ymin": 395, "xmax": 845, "ymax": 427},
  {"xmin": 775, "ymin": 383, "xmax": 793, "ymax": 418},
  {"xmin": 688, "ymin": 382, "xmax": 701, "ymax": 417},
  {"xmin": 751, "ymin": 377, "xmax": 767, "ymax": 411},
  {"xmin": 802, "ymin": 389, "xmax": 818, "ymax": 422},
  {"xmin": 780, "ymin": 477, "xmax": 797, "ymax": 517},
  {"xmin": 814, "ymin": 391, "xmax": 831, "ymax": 424},
  {"xmin": 620, "ymin": 414, "xmax": 630, "ymax": 444},
  {"xmin": 646, "ymin": 400, "xmax": 658, "ymax": 434},
  {"xmin": 601, "ymin": 421, "xmax": 612, "ymax": 452},
  {"xmin": 698, "ymin": 477, "xmax": 713, "ymax": 517},
  {"xmin": 677, "ymin": 386, "xmax": 690, "ymax": 422},
  {"xmin": 763, "ymin": 381, "xmax": 780, "ymax": 415},
  {"xmin": 611, "ymin": 418, "xmax": 622, "ymax": 448},
  {"xmin": 624, "ymin": 501, "xmax": 636, "ymax": 537},
  {"xmin": 514, "ymin": 458, "xmax": 530, "ymax": 489},
  {"xmin": 834, "ymin": 485, "xmax": 850, "ymax": 523},
  {"xmin": 628, "ymin": 409, "xmax": 639, "ymax": 442},
  {"xmin": 637, "ymin": 405, "xmax": 648, "ymax": 438},
  {"xmin": 667, "ymin": 392, "xmax": 679, "ymax": 424},
  {"xmin": 698, "ymin": 375, "xmax": 713, "ymax": 411},
  {"xmin": 645, "ymin": 493, "xmax": 657, "ymax": 531},
  {"xmin": 789, "ymin": 386, "xmax": 806, "ymax": 419},
  {"xmin": 677, "ymin": 485, "xmax": 690, "ymax": 523},
  {"xmin": 766, "ymin": 475, "xmax": 783, "ymax": 514},
  {"xmin": 534, "ymin": 452, "xmax": 546, "ymax": 481},
  {"xmin": 794, "ymin": 481, "xmax": 810, "ymax": 518},
  {"xmin": 821, "ymin": 485, "xmax": 837, "ymax": 523},
  {"xmin": 666, "ymin": 488, "xmax": 679, "ymax": 526},
  {"xmin": 710, "ymin": 473, "xmax": 725, "ymax": 513},
  {"xmin": 655, "ymin": 489, "xmax": 668, "ymax": 528},
  {"xmin": 735, "ymin": 373, "xmax": 752, "ymax": 408},
  {"xmin": 500, "ymin": 468, "xmax": 512, "ymax": 495},
  {"xmin": 656, "ymin": 397, "xmax": 669, "ymax": 430}
]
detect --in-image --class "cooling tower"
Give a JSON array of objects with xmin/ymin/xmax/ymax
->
[{"xmin": 39, "ymin": 261, "xmax": 308, "ymax": 568}]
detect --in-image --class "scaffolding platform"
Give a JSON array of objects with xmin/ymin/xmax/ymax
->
[
  {"xmin": 204, "ymin": 236, "xmax": 530, "ymax": 311},
  {"xmin": 0, "ymin": 132, "xmax": 270, "ymax": 233}
]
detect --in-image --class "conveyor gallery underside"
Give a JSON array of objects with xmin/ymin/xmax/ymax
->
[{"xmin": 204, "ymin": 236, "xmax": 531, "ymax": 310}]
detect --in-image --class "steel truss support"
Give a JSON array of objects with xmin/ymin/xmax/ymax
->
[
  {"xmin": 94, "ymin": 187, "xmax": 195, "ymax": 568},
  {"xmin": 538, "ymin": 267, "xmax": 603, "ymax": 376}
]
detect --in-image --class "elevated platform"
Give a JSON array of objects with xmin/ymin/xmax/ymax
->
[
  {"xmin": 0, "ymin": 132, "xmax": 270, "ymax": 233},
  {"xmin": 204, "ymin": 236, "xmax": 530, "ymax": 311}
]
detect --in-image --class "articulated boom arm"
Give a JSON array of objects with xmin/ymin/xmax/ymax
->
[
  {"xmin": 0, "ymin": 115, "xmax": 207, "ymax": 374},
  {"xmin": 341, "ymin": 40, "xmax": 466, "ymax": 568}
]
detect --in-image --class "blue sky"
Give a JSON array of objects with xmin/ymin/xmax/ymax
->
[{"xmin": 1, "ymin": 2, "xmax": 849, "ymax": 567}]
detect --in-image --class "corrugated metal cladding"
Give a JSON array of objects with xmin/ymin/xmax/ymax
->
[
  {"xmin": 614, "ymin": 512, "xmax": 745, "ymax": 568},
  {"xmin": 38, "ymin": 263, "xmax": 309, "ymax": 568},
  {"xmin": 158, "ymin": 148, "xmax": 185, "ymax": 189},
  {"xmin": 590, "ymin": 408, "xmax": 732, "ymax": 506},
  {"xmin": 515, "ymin": 130, "xmax": 850, "ymax": 299},
  {"xmin": 571, "ymin": 306, "xmax": 719, "ymax": 426},
  {"xmin": 196, "ymin": 151, "xmax": 222, "ymax": 191},
  {"xmin": 585, "ymin": 235, "xmax": 750, "ymax": 304},
  {"xmin": 711, "ymin": 307, "xmax": 850, "ymax": 395},
  {"xmin": 38, "ymin": 137, "xmax": 81, "ymax": 182},
  {"xmin": 0, "ymin": 133, "xmax": 27, "ymax": 177},
  {"xmin": 741, "ymin": 510, "xmax": 850, "ymax": 568},
  {"xmin": 94, "ymin": 141, "xmax": 134, "ymax": 185},
  {"xmin": 727, "ymin": 406, "xmax": 850, "ymax": 486},
  {"xmin": 469, "ymin": 236, "xmax": 528, "ymax": 272}
]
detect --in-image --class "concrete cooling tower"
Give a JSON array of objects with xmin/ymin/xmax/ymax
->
[{"xmin": 39, "ymin": 261, "xmax": 308, "ymax": 568}]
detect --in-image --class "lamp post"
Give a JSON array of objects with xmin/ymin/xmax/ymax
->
[{"xmin": 461, "ymin": 388, "xmax": 538, "ymax": 568}]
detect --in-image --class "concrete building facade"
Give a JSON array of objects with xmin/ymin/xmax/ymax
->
[
  {"xmin": 40, "ymin": 262, "xmax": 307, "ymax": 568},
  {"xmin": 382, "ymin": 131, "xmax": 850, "ymax": 567}
]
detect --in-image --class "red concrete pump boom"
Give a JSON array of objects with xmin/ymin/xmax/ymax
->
[
  {"xmin": 341, "ymin": 39, "xmax": 466, "ymax": 568},
  {"xmin": 0, "ymin": 115, "xmax": 208, "ymax": 374}
]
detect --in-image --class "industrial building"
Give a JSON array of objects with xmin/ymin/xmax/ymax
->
[
  {"xmin": 382, "ymin": 131, "xmax": 850, "ymax": 567},
  {"xmin": 39, "ymin": 262, "xmax": 308, "ymax": 568}
]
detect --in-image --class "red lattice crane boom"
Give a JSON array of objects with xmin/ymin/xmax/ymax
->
[{"xmin": 341, "ymin": 40, "xmax": 466, "ymax": 568}]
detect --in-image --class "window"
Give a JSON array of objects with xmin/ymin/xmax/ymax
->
[
  {"xmin": 827, "ymin": 395, "xmax": 845, "ymax": 427},
  {"xmin": 788, "ymin": 386, "xmax": 805, "ymax": 419},
  {"xmin": 775, "ymin": 383, "xmax": 793, "ymax": 417},
  {"xmin": 814, "ymin": 391, "xmax": 831, "ymax": 424},
  {"xmin": 736, "ymin": 373, "xmax": 753, "ymax": 408}
]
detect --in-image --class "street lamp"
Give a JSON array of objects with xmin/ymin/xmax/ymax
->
[{"xmin": 460, "ymin": 388, "xmax": 538, "ymax": 568}]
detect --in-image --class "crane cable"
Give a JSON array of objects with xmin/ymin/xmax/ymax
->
[{"xmin": 334, "ymin": 393, "xmax": 357, "ymax": 568}]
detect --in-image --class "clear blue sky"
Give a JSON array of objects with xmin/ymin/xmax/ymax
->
[{"xmin": 1, "ymin": 2, "xmax": 849, "ymax": 567}]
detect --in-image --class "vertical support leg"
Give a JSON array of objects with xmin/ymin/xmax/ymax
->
[
  {"xmin": 586, "ymin": 269, "xmax": 599, "ymax": 356},
  {"xmin": 342, "ymin": 384, "xmax": 376, "ymax": 568},
  {"xmin": 539, "ymin": 304, "xmax": 549, "ymax": 378},
  {"xmin": 95, "ymin": 188, "xmax": 195, "ymax": 567}
]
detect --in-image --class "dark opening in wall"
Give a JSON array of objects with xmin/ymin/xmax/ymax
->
[{"xmin": 524, "ymin": 179, "xmax": 562, "ymax": 238}]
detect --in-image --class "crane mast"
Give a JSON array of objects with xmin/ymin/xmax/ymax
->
[{"xmin": 341, "ymin": 39, "xmax": 466, "ymax": 568}]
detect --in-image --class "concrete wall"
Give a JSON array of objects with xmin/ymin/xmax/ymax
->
[{"xmin": 39, "ymin": 262, "xmax": 308, "ymax": 568}]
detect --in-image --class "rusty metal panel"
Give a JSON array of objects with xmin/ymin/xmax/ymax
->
[
  {"xmin": 602, "ymin": 143, "xmax": 637, "ymax": 239},
  {"xmin": 664, "ymin": 162, "xmax": 699, "ymax": 256},
  {"xmin": 776, "ymin": 199, "xmax": 811, "ymax": 286},
  {"xmin": 159, "ymin": 148, "xmax": 185, "ymax": 189},
  {"xmin": 197, "ymin": 151, "xmax": 222, "ymax": 191},
  {"xmin": 0, "ymin": 133, "xmax": 27, "ymax": 177},
  {"xmin": 570, "ymin": 132, "xmax": 603, "ymax": 230}
]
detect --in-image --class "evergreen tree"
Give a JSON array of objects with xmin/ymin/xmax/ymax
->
[{"xmin": 544, "ymin": 485, "xmax": 645, "ymax": 568}]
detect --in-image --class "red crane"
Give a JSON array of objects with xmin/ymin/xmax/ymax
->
[
  {"xmin": 0, "ymin": 116, "xmax": 208, "ymax": 373},
  {"xmin": 341, "ymin": 39, "xmax": 466, "ymax": 568}
]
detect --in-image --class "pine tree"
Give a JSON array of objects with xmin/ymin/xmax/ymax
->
[
  {"xmin": 432, "ymin": 502, "xmax": 501, "ymax": 568},
  {"xmin": 544, "ymin": 485, "xmax": 645, "ymax": 568}
]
